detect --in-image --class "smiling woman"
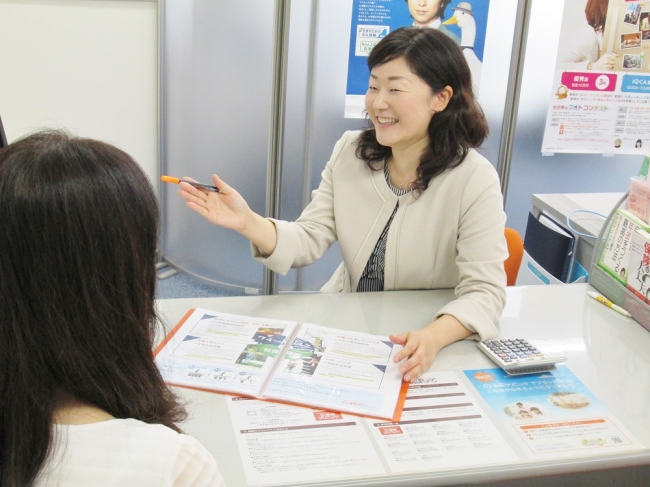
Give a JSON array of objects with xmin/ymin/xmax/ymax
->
[{"xmin": 174, "ymin": 27, "xmax": 507, "ymax": 382}]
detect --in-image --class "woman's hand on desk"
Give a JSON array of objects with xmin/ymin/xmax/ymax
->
[
  {"xmin": 178, "ymin": 175, "xmax": 278, "ymax": 255},
  {"xmin": 390, "ymin": 315, "xmax": 472, "ymax": 382}
]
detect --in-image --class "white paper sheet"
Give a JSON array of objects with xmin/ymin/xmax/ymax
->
[{"xmin": 226, "ymin": 396, "xmax": 386, "ymax": 485}]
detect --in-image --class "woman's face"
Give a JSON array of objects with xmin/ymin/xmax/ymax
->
[
  {"xmin": 365, "ymin": 57, "xmax": 447, "ymax": 153},
  {"xmin": 408, "ymin": 0, "xmax": 443, "ymax": 26}
]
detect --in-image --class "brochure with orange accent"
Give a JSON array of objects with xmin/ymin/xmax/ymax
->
[{"xmin": 155, "ymin": 308, "xmax": 408, "ymax": 421}]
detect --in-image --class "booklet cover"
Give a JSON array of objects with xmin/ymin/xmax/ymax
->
[{"xmin": 155, "ymin": 308, "xmax": 408, "ymax": 420}]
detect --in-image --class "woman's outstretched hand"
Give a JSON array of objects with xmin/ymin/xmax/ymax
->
[
  {"xmin": 178, "ymin": 174, "xmax": 251, "ymax": 231},
  {"xmin": 390, "ymin": 315, "xmax": 472, "ymax": 382},
  {"xmin": 177, "ymin": 174, "xmax": 279, "ymax": 255}
]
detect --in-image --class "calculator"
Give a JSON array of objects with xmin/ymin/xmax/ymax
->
[{"xmin": 477, "ymin": 338, "xmax": 567, "ymax": 376}]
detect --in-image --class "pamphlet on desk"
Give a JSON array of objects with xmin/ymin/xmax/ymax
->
[
  {"xmin": 155, "ymin": 308, "xmax": 408, "ymax": 420},
  {"xmin": 464, "ymin": 365, "xmax": 644, "ymax": 459}
]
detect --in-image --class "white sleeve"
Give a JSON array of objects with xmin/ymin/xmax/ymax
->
[{"xmin": 170, "ymin": 435, "xmax": 227, "ymax": 487}]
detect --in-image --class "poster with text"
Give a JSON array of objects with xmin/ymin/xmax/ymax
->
[
  {"xmin": 542, "ymin": 0, "xmax": 650, "ymax": 154},
  {"xmin": 345, "ymin": 0, "xmax": 491, "ymax": 118}
]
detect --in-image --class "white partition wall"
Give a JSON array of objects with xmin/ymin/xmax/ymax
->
[{"xmin": 0, "ymin": 0, "xmax": 158, "ymax": 183}]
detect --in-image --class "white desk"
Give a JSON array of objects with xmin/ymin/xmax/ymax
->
[
  {"xmin": 531, "ymin": 192, "xmax": 625, "ymax": 273},
  {"xmin": 156, "ymin": 284, "xmax": 650, "ymax": 486}
]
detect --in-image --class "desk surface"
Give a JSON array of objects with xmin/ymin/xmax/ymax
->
[{"xmin": 156, "ymin": 284, "xmax": 650, "ymax": 486}]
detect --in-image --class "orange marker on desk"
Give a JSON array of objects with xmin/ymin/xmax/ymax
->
[{"xmin": 161, "ymin": 175, "xmax": 220, "ymax": 192}]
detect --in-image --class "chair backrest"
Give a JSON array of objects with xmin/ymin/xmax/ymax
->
[{"xmin": 504, "ymin": 228, "xmax": 524, "ymax": 286}]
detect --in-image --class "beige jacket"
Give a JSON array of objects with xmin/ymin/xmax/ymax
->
[{"xmin": 253, "ymin": 131, "xmax": 507, "ymax": 339}]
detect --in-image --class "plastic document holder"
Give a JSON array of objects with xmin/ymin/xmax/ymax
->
[
  {"xmin": 522, "ymin": 212, "xmax": 575, "ymax": 283},
  {"xmin": 589, "ymin": 193, "xmax": 650, "ymax": 333}
]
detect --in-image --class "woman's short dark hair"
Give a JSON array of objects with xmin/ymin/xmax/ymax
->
[
  {"xmin": 0, "ymin": 130, "xmax": 186, "ymax": 487},
  {"xmin": 356, "ymin": 26, "xmax": 488, "ymax": 193}
]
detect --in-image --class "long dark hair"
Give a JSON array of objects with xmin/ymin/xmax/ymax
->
[
  {"xmin": 0, "ymin": 131, "xmax": 186, "ymax": 487},
  {"xmin": 356, "ymin": 26, "xmax": 489, "ymax": 193}
]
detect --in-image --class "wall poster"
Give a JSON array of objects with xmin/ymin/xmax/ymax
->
[
  {"xmin": 345, "ymin": 0, "xmax": 492, "ymax": 118},
  {"xmin": 542, "ymin": 0, "xmax": 650, "ymax": 155}
]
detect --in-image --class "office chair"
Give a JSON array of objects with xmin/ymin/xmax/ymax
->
[{"xmin": 504, "ymin": 228, "xmax": 524, "ymax": 286}]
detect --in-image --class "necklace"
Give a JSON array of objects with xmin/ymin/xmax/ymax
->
[{"xmin": 386, "ymin": 160, "xmax": 414, "ymax": 190}]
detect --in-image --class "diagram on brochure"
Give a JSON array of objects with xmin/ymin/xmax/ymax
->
[
  {"xmin": 155, "ymin": 308, "xmax": 408, "ymax": 420},
  {"xmin": 465, "ymin": 365, "xmax": 645, "ymax": 458}
]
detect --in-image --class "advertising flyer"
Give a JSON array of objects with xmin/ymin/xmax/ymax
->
[
  {"xmin": 345, "ymin": 0, "xmax": 491, "ymax": 118},
  {"xmin": 542, "ymin": 0, "xmax": 650, "ymax": 154},
  {"xmin": 365, "ymin": 370, "xmax": 519, "ymax": 472},
  {"xmin": 464, "ymin": 365, "xmax": 644, "ymax": 458},
  {"xmin": 227, "ymin": 396, "xmax": 386, "ymax": 485}
]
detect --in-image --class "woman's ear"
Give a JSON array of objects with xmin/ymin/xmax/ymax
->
[{"xmin": 432, "ymin": 86, "xmax": 453, "ymax": 112}]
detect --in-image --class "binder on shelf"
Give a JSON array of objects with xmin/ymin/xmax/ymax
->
[{"xmin": 523, "ymin": 212, "xmax": 575, "ymax": 283}]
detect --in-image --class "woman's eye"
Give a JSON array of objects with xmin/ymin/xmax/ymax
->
[{"xmin": 368, "ymin": 86, "xmax": 378, "ymax": 91}]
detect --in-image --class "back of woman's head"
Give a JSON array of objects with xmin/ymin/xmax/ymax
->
[
  {"xmin": 0, "ymin": 130, "xmax": 185, "ymax": 487},
  {"xmin": 358, "ymin": 27, "xmax": 488, "ymax": 191}
]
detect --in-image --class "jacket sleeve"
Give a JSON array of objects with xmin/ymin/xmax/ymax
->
[
  {"xmin": 434, "ymin": 159, "xmax": 507, "ymax": 341},
  {"xmin": 251, "ymin": 131, "xmax": 355, "ymax": 275}
]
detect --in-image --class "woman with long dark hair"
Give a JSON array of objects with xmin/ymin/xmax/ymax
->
[
  {"xmin": 177, "ymin": 27, "xmax": 507, "ymax": 382},
  {"xmin": 0, "ymin": 131, "xmax": 224, "ymax": 486}
]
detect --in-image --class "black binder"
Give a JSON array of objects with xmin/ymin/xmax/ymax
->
[{"xmin": 524, "ymin": 212, "xmax": 575, "ymax": 282}]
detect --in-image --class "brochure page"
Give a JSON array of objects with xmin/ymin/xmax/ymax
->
[
  {"xmin": 156, "ymin": 309, "xmax": 297, "ymax": 397},
  {"xmin": 365, "ymin": 370, "xmax": 519, "ymax": 472},
  {"xmin": 262, "ymin": 323, "xmax": 406, "ymax": 419},
  {"xmin": 464, "ymin": 365, "xmax": 644, "ymax": 458},
  {"xmin": 227, "ymin": 396, "xmax": 386, "ymax": 486}
]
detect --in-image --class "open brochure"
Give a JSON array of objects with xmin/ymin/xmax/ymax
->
[{"xmin": 155, "ymin": 308, "xmax": 408, "ymax": 420}]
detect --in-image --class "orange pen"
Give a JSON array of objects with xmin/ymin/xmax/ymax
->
[{"xmin": 161, "ymin": 175, "xmax": 220, "ymax": 193}]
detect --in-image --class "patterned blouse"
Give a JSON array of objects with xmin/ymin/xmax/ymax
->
[{"xmin": 356, "ymin": 164, "xmax": 411, "ymax": 292}]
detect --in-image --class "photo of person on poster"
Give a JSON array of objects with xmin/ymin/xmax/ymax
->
[
  {"xmin": 345, "ymin": 0, "xmax": 491, "ymax": 118},
  {"xmin": 406, "ymin": 0, "xmax": 460, "ymax": 43},
  {"xmin": 556, "ymin": 0, "xmax": 618, "ymax": 71}
]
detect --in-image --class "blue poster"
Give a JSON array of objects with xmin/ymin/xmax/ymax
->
[{"xmin": 345, "ymin": 0, "xmax": 492, "ymax": 118}]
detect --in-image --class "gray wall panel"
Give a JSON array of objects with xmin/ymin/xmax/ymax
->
[{"xmin": 161, "ymin": 0, "xmax": 274, "ymax": 291}]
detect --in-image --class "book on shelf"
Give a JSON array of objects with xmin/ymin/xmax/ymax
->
[
  {"xmin": 626, "ymin": 227, "xmax": 650, "ymax": 303},
  {"xmin": 155, "ymin": 308, "xmax": 408, "ymax": 421},
  {"xmin": 598, "ymin": 209, "xmax": 650, "ymax": 285}
]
